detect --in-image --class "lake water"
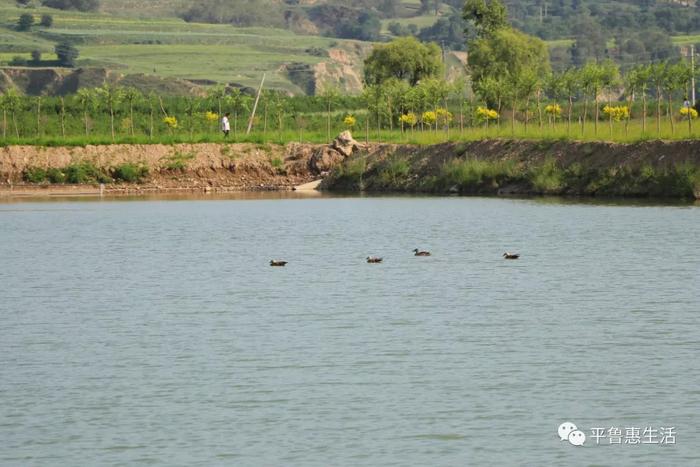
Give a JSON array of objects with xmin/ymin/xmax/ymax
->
[{"xmin": 1, "ymin": 194, "xmax": 699, "ymax": 466}]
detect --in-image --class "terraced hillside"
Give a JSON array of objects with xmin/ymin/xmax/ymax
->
[{"xmin": 0, "ymin": 1, "xmax": 371, "ymax": 94}]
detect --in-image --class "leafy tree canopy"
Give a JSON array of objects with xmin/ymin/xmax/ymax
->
[{"xmin": 363, "ymin": 37, "xmax": 443, "ymax": 86}]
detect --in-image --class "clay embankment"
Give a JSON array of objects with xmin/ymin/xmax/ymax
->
[
  {"xmin": 0, "ymin": 133, "xmax": 365, "ymax": 196},
  {"xmin": 321, "ymin": 139, "xmax": 700, "ymax": 199}
]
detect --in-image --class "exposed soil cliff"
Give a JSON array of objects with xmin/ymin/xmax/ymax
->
[
  {"xmin": 321, "ymin": 139, "xmax": 700, "ymax": 199},
  {"xmin": 3, "ymin": 138, "xmax": 700, "ymax": 198}
]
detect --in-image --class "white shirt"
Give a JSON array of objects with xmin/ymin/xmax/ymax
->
[{"xmin": 221, "ymin": 116, "xmax": 230, "ymax": 131}]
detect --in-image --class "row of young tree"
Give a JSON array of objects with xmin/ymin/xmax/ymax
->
[
  {"xmin": 0, "ymin": 84, "xmax": 369, "ymax": 141},
  {"xmin": 356, "ymin": 59, "xmax": 699, "ymax": 137},
  {"xmin": 0, "ymin": 59, "xmax": 697, "ymax": 143}
]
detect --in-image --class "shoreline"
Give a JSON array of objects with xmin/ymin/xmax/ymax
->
[{"xmin": 2, "ymin": 138, "xmax": 700, "ymax": 199}]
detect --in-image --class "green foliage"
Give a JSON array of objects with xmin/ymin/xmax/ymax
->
[
  {"xmin": 40, "ymin": 14, "xmax": 54, "ymax": 28},
  {"xmin": 164, "ymin": 150, "xmax": 195, "ymax": 171},
  {"xmin": 378, "ymin": 156, "xmax": 410, "ymax": 187},
  {"xmin": 42, "ymin": 0, "xmax": 100, "ymax": 12},
  {"xmin": 64, "ymin": 162, "xmax": 110, "ymax": 184},
  {"xmin": 469, "ymin": 27, "xmax": 551, "ymax": 85},
  {"xmin": 55, "ymin": 41, "xmax": 79, "ymax": 67},
  {"xmin": 529, "ymin": 159, "xmax": 564, "ymax": 193},
  {"xmin": 364, "ymin": 37, "xmax": 443, "ymax": 86},
  {"xmin": 47, "ymin": 168, "xmax": 66, "ymax": 183},
  {"xmin": 436, "ymin": 158, "xmax": 519, "ymax": 192},
  {"xmin": 463, "ymin": 0, "xmax": 508, "ymax": 37},
  {"xmin": 112, "ymin": 163, "xmax": 148, "ymax": 182},
  {"xmin": 23, "ymin": 167, "xmax": 48, "ymax": 183},
  {"xmin": 17, "ymin": 13, "xmax": 34, "ymax": 31}
]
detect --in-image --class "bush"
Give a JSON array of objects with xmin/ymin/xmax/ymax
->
[
  {"xmin": 40, "ymin": 14, "xmax": 54, "ymax": 28},
  {"xmin": 112, "ymin": 163, "xmax": 148, "ymax": 183},
  {"xmin": 24, "ymin": 167, "xmax": 47, "ymax": 183},
  {"xmin": 55, "ymin": 41, "xmax": 79, "ymax": 67},
  {"xmin": 63, "ymin": 162, "xmax": 109, "ymax": 183},
  {"xmin": 31, "ymin": 50, "xmax": 41, "ymax": 64},
  {"xmin": 42, "ymin": 0, "xmax": 100, "ymax": 12},
  {"xmin": 9, "ymin": 56, "xmax": 28, "ymax": 66},
  {"xmin": 17, "ymin": 13, "xmax": 34, "ymax": 31},
  {"xmin": 47, "ymin": 168, "xmax": 66, "ymax": 183}
]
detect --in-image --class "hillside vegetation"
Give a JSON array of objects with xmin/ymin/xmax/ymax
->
[{"xmin": 0, "ymin": 0, "xmax": 699, "ymax": 96}]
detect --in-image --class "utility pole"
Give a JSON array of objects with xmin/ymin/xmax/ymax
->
[{"xmin": 246, "ymin": 73, "xmax": 266, "ymax": 135}]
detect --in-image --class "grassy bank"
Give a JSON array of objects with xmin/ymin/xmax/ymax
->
[
  {"xmin": 5, "ymin": 118, "xmax": 700, "ymax": 148},
  {"xmin": 322, "ymin": 140, "xmax": 700, "ymax": 199}
]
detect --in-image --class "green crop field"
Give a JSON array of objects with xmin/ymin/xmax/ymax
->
[
  {"xmin": 0, "ymin": 2, "xmax": 359, "ymax": 93},
  {"xmin": 671, "ymin": 34, "xmax": 700, "ymax": 46}
]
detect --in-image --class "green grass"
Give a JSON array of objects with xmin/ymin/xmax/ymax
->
[
  {"xmin": 3, "ymin": 115, "xmax": 700, "ymax": 147},
  {"xmin": 671, "ymin": 34, "xmax": 700, "ymax": 45},
  {"xmin": 0, "ymin": 3, "xmax": 357, "ymax": 92},
  {"xmin": 381, "ymin": 15, "xmax": 440, "ymax": 34}
]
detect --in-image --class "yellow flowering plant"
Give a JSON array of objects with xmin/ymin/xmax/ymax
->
[
  {"xmin": 544, "ymin": 104, "xmax": 561, "ymax": 116},
  {"xmin": 680, "ymin": 107, "xmax": 698, "ymax": 119},
  {"xmin": 399, "ymin": 112, "xmax": 417, "ymax": 127},
  {"xmin": 343, "ymin": 115, "xmax": 356, "ymax": 128},
  {"xmin": 422, "ymin": 111, "xmax": 437, "ymax": 126},
  {"xmin": 204, "ymin": 111, "xmax": 219, "ymax": 123},
  {"xmin": 436, "ymin": 108, "xmax": 453, "ymax": 126},
  {"xmin": 475, "ymin": 106, "xmax": 498, "ymax": 122},
  {"xmin": 603, "ymin": 105, "xmax": 629, "ymax": 122},
  {"xmin": 163, "ymin": 116, "xmax": 178, "ymax": 129}
]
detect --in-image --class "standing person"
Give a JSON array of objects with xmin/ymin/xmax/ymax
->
[{"xmin": 221, "ymin": 112, "xmax": 231, "ymax": 138}]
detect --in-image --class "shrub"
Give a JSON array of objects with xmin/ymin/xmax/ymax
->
[
  {"xmin": 47, "ymin": 168, "xmax": 66, "ymax": 183},
  {"xmin": 9, "ymin": 56, "xmax": 28, "ymax": 66},
  {"xmin": 63, "ymin": 162, "xmax": 109, "ymax": 183},
  {"xmin": 530, "ymin": 159, "xmax": 564, "ymax": 193},
  {"xmin": 40, "ymin": 14, "xmax": 54, "ymax": 27},
  {"xmin": 113, "ymin": 163, "xmax": 148, "ymax": 183},
  {"xmin": 24, "ymin": 167, "xmax": 47, "ymax": 183},
  {"xmin": 55, "ymin": 41, "xmax": 79, "ymax": 67},
  {"xmin": 17, "ymin": 13, "xmax": 34, "ymax": 31}
]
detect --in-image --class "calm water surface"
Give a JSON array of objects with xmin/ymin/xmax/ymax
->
[{"xmin": 1, "ymin": 195, "xmax": 699, "ymax": 466}]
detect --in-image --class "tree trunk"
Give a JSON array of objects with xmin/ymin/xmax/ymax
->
[
  {"xmin": 130, "ymin": 103, "xmax": 135, "ymax": 137},
  {"xmin": 327, "ymin": 99, "xmax": 331, "ymax": 143},
  {"xmin": 150, "ymin": 107, "xmax": 154, "ymax": 140},
  {"xmin": 36, "ymin": 98, "xmax": 41, "ymax": 138},
  {"xmin": 60, "ymin": 97, "xmax": 65, "ymax": 138},
  {"xmin": 642, "ymin": 93, "xmax": 647, "ymax": 134},
  {"xmin": 365, "ymin": 115, "xmax": 369, "ymax": 144},
  {"xmin": 668, "ymin": 95, "xmax": 675, "ymax": 136},
  {"xmin": 536, "ymin": 90, "xmax": 542, "ymax": 129},
  {"xmin": 84, "ymin": 110, "xmax": 89, "ymax": 136},
  {"xmin": 525, "ymin": 96, "xmax": 530, "ymax": 133},
  {"xmin": 594, "ymin": 89, "xmax": 599, "ymax": 137},
  {"xmin": 656, "ymin": 87, "xmax": 662, "ymax": 136},
  {"xmin": 567, "ymin": 95, "xmax": 573, "ymax": 135},
  {"xmin": 110, "ymin": 105, "xmax": 115, "ymax": 141},
  {"xmin": 12, "ymin": 112, "xmax": 18, "ymax": 138},
  {"xmin": 3, "ymin": 110, "xmax": 6, "ymax": 139}
]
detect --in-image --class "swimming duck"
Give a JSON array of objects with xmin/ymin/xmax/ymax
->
[
  {"xmin": 366, "ymin": 256, "xmax": 383, "ymax": 263},
  {"xmin": 503, "ymin": 253, "xmax": 520, "ymax": 260},
  {"xmin": 413, "ymin": 249, "xmax": 431, "ymax": 256},
  {"xmin": 270, "ymin": 260, "xmax": 288, "ymax": 267}
]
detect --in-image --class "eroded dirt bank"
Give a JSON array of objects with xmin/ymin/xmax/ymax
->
[
  {"xmin": 321, "ymin": 139, "xmax": 700, "ymax": 199},
  {"xmin": 3, "ymin": 138, "xmax": 700, "ymax": 198},
  {"xmin": 0, "ymin": 142, "xmax": 333, "ymax": 196}
]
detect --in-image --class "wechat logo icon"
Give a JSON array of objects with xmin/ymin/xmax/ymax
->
[{"xmin": 558, "ymin": 422, "xmax": 586, "ymax": 446}]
